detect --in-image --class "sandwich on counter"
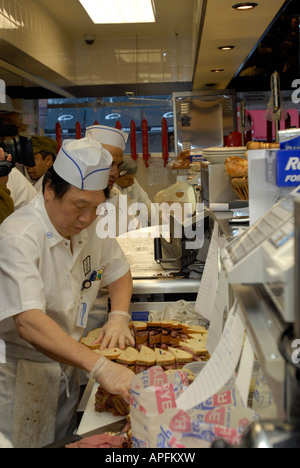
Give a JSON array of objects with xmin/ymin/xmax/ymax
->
[{"xmin": 81, "ymin": 319, "xmax": 209, "ymax": 417}]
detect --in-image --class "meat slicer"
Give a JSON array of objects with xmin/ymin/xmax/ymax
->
[{"xmin": 154, "ymin": 210, "xmax": 211, "ymax": 270}]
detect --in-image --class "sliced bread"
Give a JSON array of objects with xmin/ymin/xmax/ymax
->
[
  {"xmin": 185, "ymin": 338, "xmax": 207, "ymax": 351},
  {"xmin": 155, "ymin": 348, "xmax": 176, "ymax": 366},
  {"xmin": 179, "ymin": 340, "xmax": 207, "ymax": 356},
  {"xmin": 185, "ymin": 325, "xmax": 208, "ymax": 334},
  {"xmin": 80, "ymin": 328, "xmax": 102, "ymax": 350},
  {"xmin": 94, "ymin": 347, "xmax": 122, "ymax": 360},
  {"xmin": 131, "ymin": 321, "xmax": 148, "ymax": 331},
  {"xmin": 136, "ymin": 345, "xmax": 156, "ymax": 366},
  {"xmin": 167, "ymin": 347, "xmax": 193, "ymax": 363},
  {"xmin": 116, "ymin": 346, "xmax": 139, "ymax": 365},
  {"xmin": 187, "ymin": 333, "xmax": 207, "ymax": 342}
]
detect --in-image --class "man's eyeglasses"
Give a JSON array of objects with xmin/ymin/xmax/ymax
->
[{"xmin": 119, "ymin": 168, "xmax": 127, "ymax": 177}]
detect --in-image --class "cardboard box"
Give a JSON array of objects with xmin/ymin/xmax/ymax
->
[{"xmin": 266, "ymin": 148, "xmax": 300, "ymax": 187}]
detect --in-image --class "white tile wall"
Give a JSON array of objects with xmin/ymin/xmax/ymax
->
[
  {"xmin": 0, "ymin": 0, "xmax": 75, "ymax": 81},
  {"xmin": 74, "ymin": 35, "xmax": 193, "ymax": 85},
  {"xmin": 0, "ymin": 1, "xmax": 193, "ymax": 87}
]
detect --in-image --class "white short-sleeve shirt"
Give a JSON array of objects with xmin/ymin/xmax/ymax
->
[
  {"xmin": 0, "ymin": 195, "xmax": 130, "ymax": 361},
  {"xmin": 7, "ymin": 168, "xmax": 37, "ymax": 210},
  {"xmin": 116, "ymin": 179, "xmax": 152, "ymax": 209}
]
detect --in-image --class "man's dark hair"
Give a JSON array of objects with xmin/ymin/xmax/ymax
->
[
  {"xmin": 42, "ymin": 166, "xmax": 70, "ymax": 198},
  {"xmin": 39, "ymin": 150, "xmax": 56, "ymax": 162},
  {"xmin": 42, "ymin": 166, "xmax": 110, "ymax": 199}
]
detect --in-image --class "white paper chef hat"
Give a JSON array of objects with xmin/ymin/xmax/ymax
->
[
  {"xmin": 86, "ymin": 125, "xmax": 128, "ymax": 151},
  {"xmin": 54, "ymin": 137, "xmax": 112, "ymax": 191}
]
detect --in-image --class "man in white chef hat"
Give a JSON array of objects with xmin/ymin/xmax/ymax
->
[
  {"xmin": 86, "ymin": 124, "xmax": 128, "ymax": 190},
  {"xmin": 0, "ymin": 137, "xmax": 135, "ymax": 448},
  {"xmin": 85, "ymin": 124, "xmax": 140, "ymax": 238}
]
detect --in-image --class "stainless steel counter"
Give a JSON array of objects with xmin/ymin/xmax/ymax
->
[
  {"xmin": 232, "ymin": 284, "xmax": 286, "ymax": 418},
  {"xmin": 211, "ymin": 210, "xmax": 248, "ymax": 241},
  {"xmin": 132, "ymin": 277, "xmax": 201, "ymax": 295},
  {"xmin": 210, "ymin": 210, "xmax": 287, "ymax": 418}
]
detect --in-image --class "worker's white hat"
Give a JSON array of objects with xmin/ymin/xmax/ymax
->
[
  {"xmin": 54, "ymin": 137, "xmax": 112, "ymax": 190},
  {"xmin": 86, "ymin": 125, "xmax": 128, "ymax": 151}
]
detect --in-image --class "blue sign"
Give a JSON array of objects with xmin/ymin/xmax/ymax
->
[{"xmin": 266, "ymin": 149, "xmax": 300, "ymax": 187}]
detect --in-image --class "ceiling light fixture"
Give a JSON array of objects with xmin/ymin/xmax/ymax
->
[
  {"xmin": 0, "ymin": 7, "xmax": 25, "ymax": 29},
  {"xmin": 232, "ymin": 3, "xmax": 258, "ymax": 10},
  {"xmin": 218, "ymin": 46, "xmax": 236, "ymax": 51},
  {"xmin": 211, "ymin": 69, "xmax": 224, "ymax": 73},
  {"xmin": 79, "ymin": 0, "xmax": 156, "ymax": 24}
]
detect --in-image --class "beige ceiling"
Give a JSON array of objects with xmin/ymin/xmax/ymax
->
[
  {"xmin": 0, "ymin": 0, "xmax": 288, "ymax": 97},
  {"xmin": 39, "ymin": 0, "xmax": 195, "ymax": 39},
  {"xmin": 193, "ymin": 0, "xmax": 287, "ymax": 90}
]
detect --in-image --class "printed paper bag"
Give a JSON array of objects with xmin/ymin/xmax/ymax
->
[
  {"xmin": 130, "ymin": 366, "xmax": 188, "ymax": 448},
  {"xmin": 157, "ymin": 386, "xmax": 259, "ymax": 448}
]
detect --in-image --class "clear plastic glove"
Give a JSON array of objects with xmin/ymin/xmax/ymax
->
[
  {"xmin": 89, "ymin": 355, "xmax": 134, "ymax": 402},
  {"xmin": 95, "ymin": 311, "xmax": 135, "ymax": 350}
]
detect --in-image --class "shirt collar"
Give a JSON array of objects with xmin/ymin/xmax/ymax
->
[{"xmin": 34, "ymin": 195, "xmax": 89, "ymax": 249}]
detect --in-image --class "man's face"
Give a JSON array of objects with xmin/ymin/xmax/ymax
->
[
  {"xmin": 44, "ymin": 182, "xmax": 106, "ymax": 239},
  {"xmin": 27, "ymin": 153, "xmax": 53, "ymax": 181},
  {"xmin": 116, "ymin": 174, "xmax": 136, "ymax": 188},
  {"xmin": 102, "ymin": 144, "xmax": 123, "ymax": 189}
]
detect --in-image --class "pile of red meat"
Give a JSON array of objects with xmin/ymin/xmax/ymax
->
[
  {"xmin": 66, "ymin": 433, "xmax": 128, "ymax": 449},
  {"xmin": 95, "ymin": 388, "xmax": 129, "ymax": 416}
]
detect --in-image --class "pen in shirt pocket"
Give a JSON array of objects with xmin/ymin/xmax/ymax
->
[{"xmin": 89, "ymin": 269, "xmax": 103, "ymax": 282}]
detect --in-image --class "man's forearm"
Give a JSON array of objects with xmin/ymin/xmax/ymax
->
[
  {"xmin": 13, "ymin": 309, "xmax": 99, "ymax": 374},
  {"xmin": 107, "ymin": 270, "xmax": 133, "ymax": 314}
]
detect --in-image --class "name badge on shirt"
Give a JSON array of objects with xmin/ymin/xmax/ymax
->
[
  {"xmin": 76, "ymin": 295, "xmax": 89, "ymax": 329},
  {"xmin": 76, "ymin": 268, "xmax": 104, "ymax": 329}
]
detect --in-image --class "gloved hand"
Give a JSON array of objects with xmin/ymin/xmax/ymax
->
[
  {"xmin": 89, "ymin": 355, "xmax": 134, "ymax": 402},
  {"xmin": 95, "ymin": 311, "xmax": 135, "ymax": 350}
]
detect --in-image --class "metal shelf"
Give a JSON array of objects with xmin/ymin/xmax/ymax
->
[{"xmin": 232, "ymin": 283, "xmax": 286, "ymax": 419}]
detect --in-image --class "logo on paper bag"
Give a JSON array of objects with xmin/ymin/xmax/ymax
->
[
  {"xmin": 204, "ymin": 406, "xmax": 226, "ymax": 426},
  {"xmin": 155, "ymin": 384, "xmax": 176, "ymax": 414},
  {"xmin": 169, "ymin": 410, "xmax": 192, "ymax": 432}
]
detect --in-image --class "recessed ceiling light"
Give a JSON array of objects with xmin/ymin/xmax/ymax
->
[
  {"xmin": 211, "ymin": 69, "xmax": 224, "ymax": 73},
  {"xmin": 218, "ymin": 46, "xmax": 236, "ymax": 51},
  {"xmin": 79, "ymin": 0, "xmax": 156, "ymax": 24},
  {"xmin": 232, "ymin": 3, "xmax": 258, "ymax": 10}
]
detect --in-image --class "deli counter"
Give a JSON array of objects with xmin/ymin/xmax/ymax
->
[
  {"xmin": 74, "ymin": 130, "xmax": 300, "ymax": 448},
  {"xmin": 73, "ymin": 195, "xmax": 300, "ymax": 448}
]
